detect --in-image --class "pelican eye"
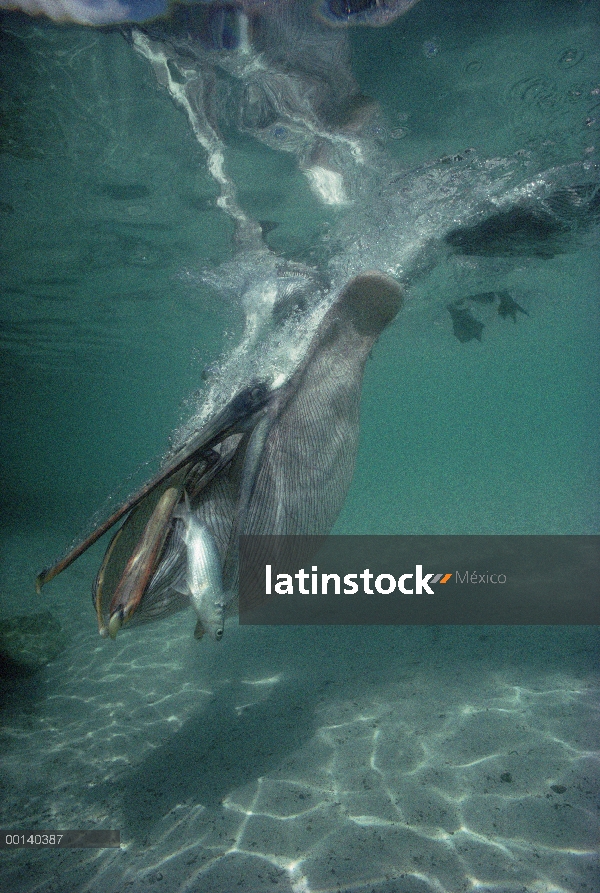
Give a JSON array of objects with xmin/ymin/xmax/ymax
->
[{"xmin": 215, "ymin": 628, "xmax": 224, "ymax": 640}]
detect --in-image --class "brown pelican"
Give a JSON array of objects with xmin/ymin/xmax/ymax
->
[{"xmin": 36, "ymin": 271, "xmax": 403, "ymax": 640}]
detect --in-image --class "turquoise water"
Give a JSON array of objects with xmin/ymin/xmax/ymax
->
[{"xmin": 1, "ymin": 2, "xmax": 598, "ymax": 891}]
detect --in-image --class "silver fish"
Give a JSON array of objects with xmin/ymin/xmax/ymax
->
[{"xmin": 173, "ymin": 496, "xmax": 226, "ymax": 641}]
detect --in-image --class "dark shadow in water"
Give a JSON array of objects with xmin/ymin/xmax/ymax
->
[
  {"xmin": 445, "ymin": 183, "xmax": 600, "ymax": 258},
  {"xmin": 445, "ymin": 207, "xmax": 569, "ymax": 258},
  {"xmin": 100, "ymin": 677, "xmax": 316, "ymax": 840},
  {"xmin": 0, "ymin": 662, "xmax": 53, "ymax": 715}
]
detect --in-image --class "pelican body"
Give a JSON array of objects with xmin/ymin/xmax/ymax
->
[{"xmin": 36, "ymin": 272, "xmax": 403, "ymax": 640}]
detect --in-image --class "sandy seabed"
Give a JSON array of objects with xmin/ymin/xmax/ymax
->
[{"xmin": 0, "ymin": 531, "xmax": 598, "ymax": 893}]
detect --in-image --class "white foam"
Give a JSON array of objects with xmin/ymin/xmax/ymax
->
[{"xmin": 304, "ymin": 165, "xmax": 349, "ymax": 205}]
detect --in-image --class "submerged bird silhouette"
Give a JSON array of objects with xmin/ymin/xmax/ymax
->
[{"xmin": 36, "ymin": 272, "xmax": 403, "ymax": 639}]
